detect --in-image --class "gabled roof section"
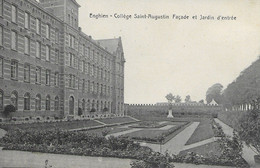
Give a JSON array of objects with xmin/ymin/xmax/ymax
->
[
  {"xmin": 96, "ymin": 37, "xmax": 123, "ymax": 55},
  {"xmin": 71, "ymin": 0, "xmax": 81, "ymax": 7}
]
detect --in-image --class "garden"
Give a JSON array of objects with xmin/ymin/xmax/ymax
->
[
  {"xmin": 122, "ymin": 121, "xmax": 190, "ymax": 144},
  {"xmin": 0, "ymin": 119, "xmax": 102, "ymax": 131}
]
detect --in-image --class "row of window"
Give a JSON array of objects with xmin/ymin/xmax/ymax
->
[
  {"xmin": 68, "ymin": 35, "xmax": 112, "ymax": 70},
  {"xmin": 0, "ymin": 26, "xmax": 59, "ymax": 63},
  {"xmin": 9, "ymin": 3, "xmax": 59, "ymax": 42},
  {"xmin": 0, "ymin": 58, "xmax": 58, "ymax": 86},
  {"xmin": 0, "ymin": 90, "xmax": 59, "ymax": 111},
  {"xmin": 72, "ymin": 98, "xmax": 112, "ymax": 115},
  {"xmin": 68, "ymin": 75, "xmax": 112, "ymax": 96}
]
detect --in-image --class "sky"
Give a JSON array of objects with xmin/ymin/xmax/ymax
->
[{"xmin": 77, "ymin": 0, "xmax": 260, "ymax": 104}]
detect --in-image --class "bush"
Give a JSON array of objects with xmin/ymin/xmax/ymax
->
[
  {"xmin": 238, "ymin": 108, "xmax": 260, "ymax": 154},
  {"xmin": 78, "ymin": 108, "xmax": 83, "ymax": 116},
  {"xmin": 3, "ymin": 105, "xmax": 16, "ymax": 117},
  {"xmin": 0, "ymin": 129, "xmax": 173, "ymax": 168}
]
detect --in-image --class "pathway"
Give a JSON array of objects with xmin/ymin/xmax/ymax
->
[
  {"xmin": 182, "ymin": 137, "xmax": 220, "ymax": 151},
  {"xmin": 0, "ymin": 149, "xmax": 234, "ymax": 168},
  {"xmin": 142, "ymin": 122, "xmax": 200, "ymax": 155},
  {"xmin": 214, "ymin": 118, "xmax": 258, "ymax": 168}
]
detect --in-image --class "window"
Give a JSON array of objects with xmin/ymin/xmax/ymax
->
[
  {"xmin": 35, "ymin": 94, "xmax": 41, "ymax": 110},
  {"xmin": 46, "ymin": 69, "xmax": 50, "ymax": 85},
  {"xmin": 24, "ymin": 36, "xmax": 30, "ymax": 55},
  {"xmin": 82, "ymin": 79, "xmax": 85, "ymax": 91},
  {"xmin": 55, "ymin": 49, "xmax": 59, "ymax": 64},
  {"xmin": 11, "ymin": 5, "xmax": 17, "ymax": 23},
  {"xmin": 36, "ymin": 41, "xmax": 41, "ymax": 58},
  {"xmin": 36, "ymin": 18, "xmax": 41, "ymax": 34},
  {"xmin": 54, "ymin": 96, "xmax": 59, "ymax": 111},
  {"xmin": 10, "ymin": 91, "xmax": 18, "ymax": 110},
  {"xmin": 83, "ymin": 44, "xmax": 85, "ymax": 55},
  {"xmin": 0, "ymin": 26, "xmax": 2, "ymax": 46},
  {"xmin": 35, "ymin": 67, "xmax": 41, "ymax": 84},
  {"xmin": 24, "ymin": 64, "xmax": 30, "ymax": 82},
  {"xmin": 87, "ymin": 80, "xmax": 90, "ymax": 92},
  {"xmin": 11, "ymin": 31, "xmax": 17, "ymax": 50},
  {"xmin": 69, "ymin": 34, "xmax": 74, "ymax": 48},
  {"xmin": 46, "ymin": 24, "xmax": 50, "ymax": 39},
  {"xmin": 0, "ymin": 58, "xmax": 2, "ymax": 77},
  {"xmin": 11, "ymin": 60, "xmax": 18, "ymax": 79},
  {"xmin": 54, "ymin": 72, "xmax": 59, "ymax": 86},
  {"xmin": 46, "ymin": 95, "xmax": 50, "ymax": 111},
  {"xmin": 69, "ymin": 53, "xmax": 74, "ymax": 67},
  {"xmin": 46, "ymin": 46, "xmax": 50, "ymax": 61},
  {"xmin": 82, "ymin": 61, "xmax": 85, "ymax": 72},
  {"xmin": 55, "ymin": 30, "xmax": 59, "ymax": 43},
  {"xmin": 69, "ymin": 74, "xmax": 75, "ymax": 88},
  {"xmin": 0, "ymin": 90, "xmax": 3, "ymax": 110},
  {"xmin": 25, "ymin": 12, "xmax": 30, "ymax": 29},
  {"xmin": 0, "ymin": 0, "xmax": 3, "ymax": 17},
  {"xmin": 24, "ymin": 93, "xmax": 30, "ymax": 110}
]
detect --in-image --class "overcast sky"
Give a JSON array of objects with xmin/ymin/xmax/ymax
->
[{"xmin": 77, "ymin": 0, "xmax": 260, "ymax": 104}]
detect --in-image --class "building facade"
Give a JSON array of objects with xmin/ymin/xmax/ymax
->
[{"xmin": 0, "ymin": 0, "xmax": 125, "ymax": 120}]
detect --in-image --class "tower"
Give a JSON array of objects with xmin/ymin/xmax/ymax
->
[{"xmin": 39, "ymin": 0, "xmax": 80, "ymax": 28}]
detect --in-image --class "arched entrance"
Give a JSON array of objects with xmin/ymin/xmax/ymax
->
[{"xmin": 69, "ymin": 96, "xmax": 74, "ymax": 115}]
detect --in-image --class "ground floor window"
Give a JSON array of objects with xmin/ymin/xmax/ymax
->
[
  {"xmin": 46, "ymin": 95, "xmax": 50, "ymax": 111},
  {"xmin": 24, "ymin": 93, "xmax": 30, "ymax": 110},
  {"xmin": 35, "ymin": 94, "xmax": 41, "ymax": 110}
]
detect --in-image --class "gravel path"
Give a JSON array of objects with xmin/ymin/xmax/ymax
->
[
  {"xmin": 143, "ymin": 122, "xmax": 200, "ymax": 155},
  {"xmin": 214, "ymin": 118, "xmax": 258, "ymax": 168}
]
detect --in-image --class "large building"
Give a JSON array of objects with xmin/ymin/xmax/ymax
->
[{"xmin": 0, "ymin": 0, "xmax": 125, "ymax": 120}]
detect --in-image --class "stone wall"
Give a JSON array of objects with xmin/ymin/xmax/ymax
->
[{"xmin": 126, "ymin": 103, "xmax": 223, "ymax": 118}]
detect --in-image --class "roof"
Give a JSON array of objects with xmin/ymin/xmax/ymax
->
[
  {"xmin": 71, "ymin": 0, "xmax": 81, "ymax": 7},
  {"xmin": 96, "ymin": 38, "xmax": 121, "ymax": 54},
  {"xmin": 208, "ymin": 99, "xmax": 218, "ymax": 105}
]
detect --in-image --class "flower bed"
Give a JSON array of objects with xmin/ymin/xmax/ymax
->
[
  {"xmin": 122, "ymin": 122, "xmax": 189, "ymax": 143},
  {"xmin": 0, "ymin": 119, "xmax": 102, "ymax": 131},
  {"xmin": 129, "ymin": 121, "xmax": 167, "ymax": 128},
  {"xmin": 0, "ymin": 129, "xmax": 173, "ymax": 168},
  {"xmin": 97, "ymin": 117, "xmax": 137, "ymax": 124},
  {"xmin": 0, "ymin": 128, "xmax": 249, "ymax": 168}
]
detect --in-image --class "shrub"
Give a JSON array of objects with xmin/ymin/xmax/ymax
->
[
  {"xmin": 3, "ymin": 105, "xmax": 16, "ymax": 117},
  {"xmin": 238, "ymin": 108, "xmax": 260, "ymax": 154},
  {"xmin": 78, "ymin": 108, "xmax": 83, "ymax": 116}
]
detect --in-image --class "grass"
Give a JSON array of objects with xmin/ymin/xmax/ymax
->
[
  {"xmin": 185, "ymin": 119, "xmax": 215, "ymax": 145},
  {"xmin": 122, "ymin": 121, "xmax": 189, "ymax": 143},
  {"xmin": 0, "ymin": 119, "xmax": 102, "ymax": 131},
  {"xmin": 97, "ymin": 117, "xmax": 136, "ymax": 124},
  {"xmin": 86, "ymin": 125, "xmax": 132, "ymax": 136},
  {"xmin": 179, "ymin": 141, "xmax": 222, "ymax": 158},
  {"xmin": 218, "ymin": 110, "xmax": 246, "ymax": 130}
]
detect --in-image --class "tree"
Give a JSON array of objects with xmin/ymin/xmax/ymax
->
[
  {"xmin": 165, "ymin": 93, "xmax": 175, "ymax": 103},
  {"xmin": 206, "ymin": 83, "xmax": 223, "ymax": 104},
  {"xmin": 185, "ymin": 95, "xmax": 191, "ymax": 103},
  {"xmin": 199, "ymin": 99, "xmax": 204, "ymax": 104},
  {"xmin": 175, "ymin": 95, "xmax": 182, "ymax": 103}
]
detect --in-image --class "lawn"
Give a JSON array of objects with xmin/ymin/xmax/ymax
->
[
  {"xmin": 122, "ymin": 121, "xmax": 189, "ymax": 143},
  {"xmin": 179, "ymin": 141, "xmax": 222, "ymax": 158},
  {"xmin": 86, "ymin": 125, "xmax": 132, "ymax": 136},
  {"xmin": 185, "ymin": 119, "xmax": 215, "ymax": 145},
  {"xmin": 97, "ymin": 117, "xmax": 137, "ymax": 124},
  {"xmin": 0, "ymin": 119, "xmax": 102, "ymax": 131},
  {"xmin": 218, "ymin": 110, "xmax": 246, "ymax": 130}
]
